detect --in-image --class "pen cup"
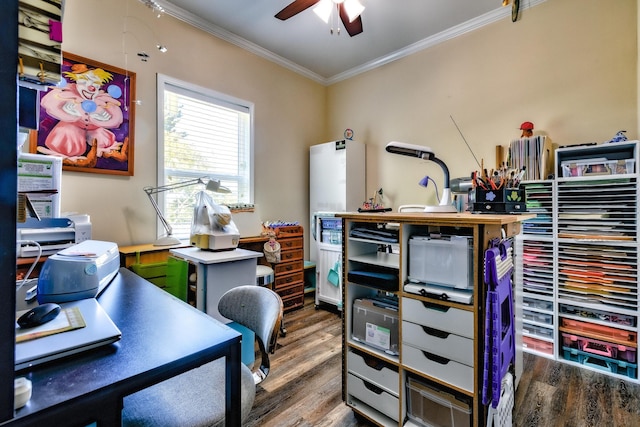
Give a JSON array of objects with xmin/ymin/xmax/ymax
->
[{"xmin": 472, "ymin": 188, "xmax": 526, "ymax": 214}]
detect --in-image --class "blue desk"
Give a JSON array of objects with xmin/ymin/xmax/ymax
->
[{"xmin": 5, "ymin": 268, "xmax": 242, "ymax": 427}]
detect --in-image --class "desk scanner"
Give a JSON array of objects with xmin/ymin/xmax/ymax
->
[{"xmin": 37, "ymin": 240, "xmax": 120, "ymax": 303}]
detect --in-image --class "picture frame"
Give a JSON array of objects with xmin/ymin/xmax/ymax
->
[{"xmin": 29, "ymin": 52, "xmax": 135, "ymax": 176}]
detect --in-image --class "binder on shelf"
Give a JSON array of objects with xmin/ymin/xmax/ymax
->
[{"xmin": 508, "ymin": 135, "xmax": 553, "ymax": 181}]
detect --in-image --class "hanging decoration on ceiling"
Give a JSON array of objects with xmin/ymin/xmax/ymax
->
[
  {"xmin": 137, "ymin": 0, "xmax": 165, "ymax": 17},
  {"xmin": 275, "ymin": 0, "xmax": 365, "ymax": 37},
  {"xmin": 502, "ymin": 0, "xmax": 520, "ymax": 22},
  {"xmin": 122, "ymin": 0, "xmax": 169, "ymax": 105}
]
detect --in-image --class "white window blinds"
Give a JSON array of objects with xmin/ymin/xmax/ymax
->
[{"xmin": 156, "ymin": 74, "xmax": 253, "ymax": 239}]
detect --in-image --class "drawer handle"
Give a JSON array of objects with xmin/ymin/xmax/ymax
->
[
  {"xmin": 422, "ymin": 351, "xmax": 450, "ymax": 365},
  {"xmin": 421, "ymin": 326, "xmax": 450, "ymax": 339},
  {"xmin": 363, "ymin": 356, "xmax": 386, "ymax": 371},
  {"xmin": 421, "ymin": 301, "xmax": 450, "ymax": 312},
  {"xmin": 363, "ymin": 380, "xmax": 384, "ymax": 395},
  {"xmin": 418, "ymin": 288, "xmax": 452, "ymax": 302}
]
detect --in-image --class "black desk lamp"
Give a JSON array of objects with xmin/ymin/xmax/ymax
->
[{"xmin": 385, "ymin": 141, "xmax": 457, "ymax": 213}]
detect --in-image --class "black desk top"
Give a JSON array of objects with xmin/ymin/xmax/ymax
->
[{"xmin": 7, "ymin": 268, "xmax": 241, "ymax": 426}]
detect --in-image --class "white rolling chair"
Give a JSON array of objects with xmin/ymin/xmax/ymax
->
[{"xmin": 122, "ymin": 285, "xmax": 283, "ymax": 427}]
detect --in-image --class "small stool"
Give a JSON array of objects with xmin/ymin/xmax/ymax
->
[
  {"xmin": 256, "ymin": 265, "xmax": 286, "ymax": 336},
  {"xmin": 256, "ymin": 265, "xmax": 274, "ymax": 288}
]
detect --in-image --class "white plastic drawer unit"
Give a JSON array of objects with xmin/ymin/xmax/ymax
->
[
  {"xmin": 402, "ymin": 298, "xmax": 474, "ymax": 339},
  {"xmin": 402, "ymin": 344, "xmax": 474, "ymax": 393},
  {"xmin": 347, "ymin": 373, "xmax": 400, "ymax": 421},
  {"xmin": 402, "ymin": 320, "xmax": 474, "ymax": 367},
  {"xmin": 347, "ymin": 349, "xmax": 399, "ymax": 395},
  {"xmin": 408, "ymin": 235, "xmax": 473, "ymax": 289}
]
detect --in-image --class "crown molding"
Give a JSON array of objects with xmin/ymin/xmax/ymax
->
[
  {"xmin": 158, "ymin": 1, "xmax": 327, "ymax": 84},
  {"xmin": 328, "ymin": 0, "xmax": 547, "ymax": 85},
  {"xmin": 157, "ymin": 0, "xmax": 546, "ymax": 86}
]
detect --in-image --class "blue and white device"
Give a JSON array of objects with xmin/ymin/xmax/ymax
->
[{"xmin": 37, "ymin": 240, "xmax": 120, "ymax": 303}]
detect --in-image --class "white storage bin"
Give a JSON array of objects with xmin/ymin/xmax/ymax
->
[
  {"xmin": 408, "ymin": 236, "xmax": 473, "ymax": 289},
  {"xmin": 403, "ymin": 320, "xmax": 474, "ymax": 366},
  {"xmin": 561, "ymin": 158, "xmax": 635, "ymax": 177},
  {"xmin": 352, "ymin": 298, "xmax": 399, "ymax": 355},
  {"xmin": 522, "ymin": 297, "xmax": 553, "ymax": 312},
  {"xmin": 406, "ymin": 377, "xmax": 471, "ymax": 427},
  {"xmin": 402, "ymin": 298, "xmax": 474, "ymax": 339},
  {"xmin": 347, "ymin": 349, "xmax": 399, "ymax": 395},
  {"xmin": 522, "ymin": 323, "xmax": 554, "ymax": 339},
  {"xmin": 347, "ymin": 373, "xmax": 399, "ymax": 421},
  {"xmin": 402, "ymin": 343, "xmax": 474, "ymax": 392},
  {"xmin": 523, "ymin": 309, "xmax": 553, "ymax": 325}
]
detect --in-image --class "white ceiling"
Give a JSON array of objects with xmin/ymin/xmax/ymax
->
[{"xmin": 156, "ymin": 0, "xmax": 538, "ymax": 84}]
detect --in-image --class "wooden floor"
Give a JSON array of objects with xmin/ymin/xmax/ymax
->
[{"xmin": 246, "ymin": 294, "xmax": 640, "ymax": 426}]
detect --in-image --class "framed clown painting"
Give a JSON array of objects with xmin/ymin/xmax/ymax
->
[{"xmin": 30, "ymin": 52, "xmax": 135, "ymax": 176}]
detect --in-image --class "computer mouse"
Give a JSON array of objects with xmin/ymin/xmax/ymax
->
[{"xmin": 17, "ymin": 303, "xmax": 61, "ymax": 329}]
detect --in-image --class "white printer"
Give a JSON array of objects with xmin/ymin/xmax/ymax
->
[
  {"xmin": 17, "ymin": 214, "xmax": 92, "ymax": 257},
  {"xmin": 37, "ymin": 240, "xmax": 120, "ymax": 303}
]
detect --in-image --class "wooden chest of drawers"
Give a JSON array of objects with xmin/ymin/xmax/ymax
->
[
  {"xmin": 272, "ymin": 226, "xmax": 305, "ymax": 312},
  {"xmin": 238, "ymin": 226, "xmax": 306, "ymax": 313}
]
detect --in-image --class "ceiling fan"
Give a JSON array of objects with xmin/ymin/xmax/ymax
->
[{"xmin": 275, "ymin": 0, "xmax": 364, "ymax": 37}]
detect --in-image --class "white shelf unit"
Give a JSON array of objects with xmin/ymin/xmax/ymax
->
[
  {"xmin": 517, "ymin": 141, "xmax": 640, "ymax": 383},
  {"xmin": 340, "ymin": 213, "xmax": 529, "ymax": 427},
  {"xmin": 315, "ymin": 240, "xmax": 343, "ymax": 309},
  {"xmin": 343, "ymin": 224, "xmax": 401, "ymax": 426},
  {"xmin": 516, "ymin": 180, "xmax": 556, "ymax": 359}
]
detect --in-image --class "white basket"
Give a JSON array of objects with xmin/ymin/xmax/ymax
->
[
  {"xmin": 263, "ymin": 240, "xmax": 281, "ymax": 263},
  {"xmin": 492, "ymin": 372, "xmax": 514, "ymax": 427}
]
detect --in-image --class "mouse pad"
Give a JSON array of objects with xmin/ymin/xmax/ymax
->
[
  {"xmin": 15, "ymin": 298, "xmax": 121, "ymax": 371},
  {"xmin": 16, "ymin": 306, "xmax": 86, "ymax": 343}
]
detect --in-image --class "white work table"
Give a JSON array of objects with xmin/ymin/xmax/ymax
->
[{"xmin": 170, "ymin": 247, "xmax": 262, "ymax": 322}]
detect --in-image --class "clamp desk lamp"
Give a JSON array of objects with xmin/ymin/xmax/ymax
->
[
  {"xmin": 144, "ymin": 177, "xmax": 230, "ymax": 246},
  {"xmin": 385, "ymin": 141, "xmax": 457, "ymax": 213}
]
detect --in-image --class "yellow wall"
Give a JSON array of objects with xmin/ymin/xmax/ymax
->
[
  {"xmin": 49, "ymin": 0, "xmax": 637, "ymax": 251},
  {"xmin": 327, "ymin": 0, "xmax": 638, "ymax": 208},
  {"xmin": 56, "ymin": 0, "xmax": 326, "ymax": 246}
]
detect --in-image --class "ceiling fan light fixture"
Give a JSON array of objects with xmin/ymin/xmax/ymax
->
[
  {"xmin": 343, "ymin": 0, "xmax": 364, "ymax": 23},
  {"xmin": 313, "ymin": 0, "xmax": 333, "ymax": 24}
]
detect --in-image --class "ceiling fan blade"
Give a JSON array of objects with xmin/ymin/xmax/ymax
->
[
  {"xmin": 275, "ymin": 0, "xmax": 321, "ymax": 20},
  {"xmin": 339, "ymin": 4, "xmax": 363, "ymax": 37}
]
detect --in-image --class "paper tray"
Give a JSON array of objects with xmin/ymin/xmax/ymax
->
[
  {"xmin": 404, "ymin": 283, "xmax": 473, "ymax": 304},
  {"xmin": 348, "ymin": 270, "xmax": 398, "ymax": 291}
]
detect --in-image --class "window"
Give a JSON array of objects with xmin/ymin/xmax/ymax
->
[{"xmin": 156, "ymin": 74, "xmax": 253, "ymax": 239}]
